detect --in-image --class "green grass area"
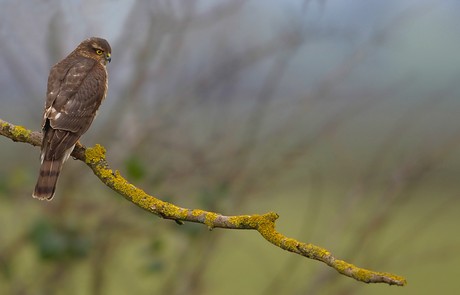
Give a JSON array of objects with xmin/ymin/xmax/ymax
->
[{"xmin": 1, "ymin": 183, "xmax": 457, "ymax": 294}]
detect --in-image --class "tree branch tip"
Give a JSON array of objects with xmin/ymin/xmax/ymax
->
[
  {"xmin": 264, "ymin": 212, "xmax": 279, "ymax": 221},
  {"xmin": 379, "ymin": 273, "xmax": 407, "ymax": 286}
]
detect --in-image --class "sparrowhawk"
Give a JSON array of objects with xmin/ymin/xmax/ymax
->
[{"xmin": 33, "ymin": 37, "xmax": 111, "ymax": 200}]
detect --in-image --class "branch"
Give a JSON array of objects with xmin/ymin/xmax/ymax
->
[{"xmin": 0, "ymin": 118, "xmax": 406, "ymax": 286}]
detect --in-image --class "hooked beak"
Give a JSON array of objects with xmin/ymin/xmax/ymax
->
[{"xmin": 105, "ymin": 53, "xmax": 111, "ymax": 63}]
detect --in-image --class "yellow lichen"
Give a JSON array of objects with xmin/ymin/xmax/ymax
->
[
  {"xmin": 334, "ymin": 260, "xmax": 407, "ymax": 285},
  {"xmin": 149, "ymin": 201, "xmax": 187, "ymax": 220},
  {"xmin": 228, "ymin": 215, "xmax": 252, "ymax": 227},
  {"xmin": 100, "ymin": 169, "xmax": 185, "ymax": 220},
  {"xmin": 335, "ymin": 260, "xmax": 353, "ymax": 272},
  {"xmin": 191, "ymin": 209, "xmax": 205, "ymax": 217},
  {"xmin": 204, "ymin": 212, "xmax": 218, "ymax": 228},
  {"xmin": 85, "ymin": 144, "xmax": 106, "ymax": 164},
  {"xmin": 11, "ymin": 125, "xmax": 31, "ymax": 138},
  {"xmin": 264, "ymin": 212, "xmax": 279, "ymax": 222},
  {"xmin": 298, "ymin": 243, "xmax": 331, "ymax": 260},
  {"xmin": 281, "ymin": 237, "xmax": 298, "ymax": 249},
  {"xmin": 98, "ymin": 167, "xmax": 114, "ymax": 180},
  {"xmin": 167, "ymin": 205, "xmax": 188, "ymax": 219},
  {"xmin": 0, "ymin": 119, "xmax": 410, "ymax": 286},
  {"xmin": 313, "ymin": 247, "xmax": 331, "ymax": 259}
]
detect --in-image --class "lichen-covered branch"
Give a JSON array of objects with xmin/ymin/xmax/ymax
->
[{"xmin": 0, "ymin": 118, "xmax": 406, "ymax": 286}]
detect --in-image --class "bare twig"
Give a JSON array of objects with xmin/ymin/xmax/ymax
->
[{"xmin": 0, "ymin": 118, "xmax": 406, "ymax": 286}]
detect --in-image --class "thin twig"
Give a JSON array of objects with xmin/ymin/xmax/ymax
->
[{"xmin": 0, "ymin": 118, "xmax": 406, "ymax": 286}]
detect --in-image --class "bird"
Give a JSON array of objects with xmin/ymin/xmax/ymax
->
[{"xmin": 32, "ymin": 37, "xmax": 112, "ymax": 200}]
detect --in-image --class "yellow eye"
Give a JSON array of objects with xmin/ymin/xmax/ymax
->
[{"xmin": 95, "ymin": 49, "xmax": 103, "ymax": 55}]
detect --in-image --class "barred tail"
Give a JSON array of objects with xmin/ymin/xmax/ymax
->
[{"xmin": 32, "ymin": 159, "xmax": 63, "ymax": 200}]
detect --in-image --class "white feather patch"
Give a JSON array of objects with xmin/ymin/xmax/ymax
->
[
  {"xmin": 62, "ymin": 144, "xmax": 76, "ymax": 163},
  {"xmin": 44, "ymin": 107, "xmax": 52, "ymax": 117},
  {"xmin": 45, "ymin": 107, "xmax": 63, "ymax": 120}
]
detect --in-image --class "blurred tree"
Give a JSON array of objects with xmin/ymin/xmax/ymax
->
[{"xmin": 1, "ymin": 1, "xmax": 459, "ymax": 295}]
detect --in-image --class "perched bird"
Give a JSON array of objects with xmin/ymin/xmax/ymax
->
[{"xmin": 33, "ymin": 37, "xmax": 111, "ymax": 200}]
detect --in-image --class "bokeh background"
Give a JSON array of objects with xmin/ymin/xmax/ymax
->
[{"xmin": 1, "ymin": 0, "xmax": 459, "ymax": 294}]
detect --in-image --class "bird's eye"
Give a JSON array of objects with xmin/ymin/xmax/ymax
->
[{"xmin": 95, "ymin": 49, "xmax": 103, "ymax": 55}]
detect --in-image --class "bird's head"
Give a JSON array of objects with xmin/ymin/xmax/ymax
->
[{"xmin": 78, "ymin": 37, "xmax": 112, "ymax": 65}]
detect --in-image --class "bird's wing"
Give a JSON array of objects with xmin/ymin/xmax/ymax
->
[{"xmin": 44, "ymin": 57, "xmax": 107, "ymax": 134}]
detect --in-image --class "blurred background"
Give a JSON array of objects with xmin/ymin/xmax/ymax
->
[{"xmin": 1, "ymin": 0, "xmax": 459, "ymax": 294}]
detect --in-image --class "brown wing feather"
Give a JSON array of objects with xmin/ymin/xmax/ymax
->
[{"xmin": 46, "ymin": 56, "xmax": 107, "ymax": 134}]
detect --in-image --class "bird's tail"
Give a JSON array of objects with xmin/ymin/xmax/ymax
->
[
  {"xmin": 32, "ymin": 159, "xmax": 63, "ymax": 200},
  {"xmin": 32, "ymin": 126, "xmax": 77, "ymax": 200}
]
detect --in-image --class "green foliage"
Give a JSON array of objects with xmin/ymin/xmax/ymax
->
[
  {"xmin": 144, "ymin": 260, "xmax": 165, "ymax": 273},
  {"xmin": 148, "ymin": 238, "xmax": 165, "ymax": 253},
  {"xmin": 125, "ymin": 155, "xmax": 146, "ymax": 181},
  {"xmin": 29, "ymin": 219, "xmax": 91, "ymax": 261},
  {"xmin": 197, "ymin": 182, "xmax": 229, "ymax": 209},
  {"xmin": 143, "ymin": 238, "xmax": 166, "ymax": 273},
  {"xmin": 0, "ymin": 172, "xmax": 7, "ymax": 197}
]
